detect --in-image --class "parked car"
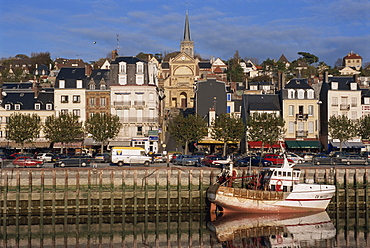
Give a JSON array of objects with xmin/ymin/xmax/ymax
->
[
  {"xmin": 54, "ymin": 155, "xmax": 92, "ymax": 167},
  {"xmin": 286, "ymin": 153, "xmax": 305, "ymax": 164},
  {"xmin": 13, "ymin": 156, "xmax": 44, "ymax": 168},
  {"xmin": 234, "ymin": 156, "xmax": 273, "ymax": 167},
  {"xmin": 341, "ymin": 155, "xmax": 369, "ymax": 165},
  {"xmin": 173, "ymin": 155, "xmax": 192, "ymax": 165},
  {"xmin": 262, "ymin": 154, "xmax": 294, "ymax": 165},
  {"xmin": 94, "ymin": 153, "xmax": 111, "ymax": 163},
  {"xmin": 201, "ymin": 155, "xmax": 230, "ymax": 168},
  {"xmin": 51, "ymin": 154, "xmax": 68, "ymax": 162},
  {"xmin": 153, "ymin": 153, "xmax": 167, "ymax": 163},
  {"xmin": 312, "ymin": 154, "xmax": 341, "ymax": 165},
  {"xmin": 182, "ymin": 155, "xmax": 203, "ymax": 166},
  {"xmin": 302, "ymin": 153, "xmax": 315, "ymax": 162},
  {"xmin": 37, "ymin": 153, "xmax": 54, "ymax": 162},
  {"xmin": 170, "ymin": 153, "xmax": 182, "ymax": 163}
]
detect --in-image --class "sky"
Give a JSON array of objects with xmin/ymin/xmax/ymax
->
[{"xmin": 1, "ymin": 0, "xmax": 369, "ymax": 67}]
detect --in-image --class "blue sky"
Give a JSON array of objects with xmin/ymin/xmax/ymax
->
[{"xmin": 1, "ymin": 0, "xmax": 369, "ymax": 66}]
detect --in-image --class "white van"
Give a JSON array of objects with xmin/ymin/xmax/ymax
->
[{"xmin": 111, "ymin": 147, "xmax": 152, "ymax": 166}]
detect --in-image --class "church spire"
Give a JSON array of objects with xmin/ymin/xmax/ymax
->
[
  {"xmin": 183, "ymin": 10, "xmax": 191, "ymax": 41},
  {"xmin": 180, "ymin": 9, "xmax": 194, "ymax": 57}
]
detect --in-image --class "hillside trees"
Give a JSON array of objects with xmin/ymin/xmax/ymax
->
[{"xmin": 6, "ymin": 113, "xmax": 41, "ymax": 153}]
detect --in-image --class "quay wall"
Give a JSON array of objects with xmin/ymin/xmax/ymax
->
[{"xmin": 0, "ymin": 166, "xmax": 369, "ymax": 215}]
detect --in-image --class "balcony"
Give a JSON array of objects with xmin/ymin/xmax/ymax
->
[
  {"xmin": 340, "ymin": 104, "xmax": 350, "ymax": 110},
  {"xmin": 296, "ymin": 130, "xmax": 308, "ymax": 138},
  {"xmin": 134, "ymin": 101, "xmax": 145, "ymax": 107},
  {"xmin": 114, "ymin": 101, "xmax": 131, "ymax": 108},
  {"xmin": 296, "ymin": 114, "xmax": 308, "ymax": 120}
]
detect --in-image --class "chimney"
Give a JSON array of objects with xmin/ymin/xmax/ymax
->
[{"xmin": 111, "ymin": 50, "xmax": 118, "ymax": 61}]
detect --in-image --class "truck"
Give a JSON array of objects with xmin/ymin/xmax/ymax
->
[{"xmin": 110, "ymin": 147, "xmax": 152, "ymax": 166}]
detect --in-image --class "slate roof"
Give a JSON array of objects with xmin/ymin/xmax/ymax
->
[
  {"xmin": 327, "ymin": 76, "xmax": 358, "ymax": 90},
  {"xmin": 55, "ymin": 67, "xmax": 87, "ymax": 88},
  {"xmin": 1, "ymin": 89, "xmax": 54, "ymax": 110},
  {"xmin": 88, "ymin": 69, "xmax": 110, "ymax": 86},
  {"xmin": 198, "ymin": 61, "xmax": 212, "ymax": 69},
  {"xmin": 242, "ymin": 94, "xmax": 281, "ymax": 111},
  {"xmin": 2, "ymin": 82, "xmax": 33, "ymax": 90},
  {"xmin": 111, "ymin": 56, "xmax": 146, "ymax": 64},
  {"xmin": 284, "ymin": 78, "xmax": 313, "ymax": 89}
]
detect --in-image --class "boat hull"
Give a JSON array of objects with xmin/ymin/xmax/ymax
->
[{"xmin": 207, "ymin": 183, "xmax": 336, "ymax": 214}]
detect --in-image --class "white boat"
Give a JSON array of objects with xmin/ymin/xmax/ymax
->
[
  {"xmin": 207, "ymin": 155, "xmax": 336, "ymax": 214},
  {"xmin": 207, "ymin": 211, "xmax": 336, "ymax": 247}
]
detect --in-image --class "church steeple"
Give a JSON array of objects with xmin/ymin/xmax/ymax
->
[{"xmin": 180, "ymin": 10, "xmax": 194, "ymax": 57}]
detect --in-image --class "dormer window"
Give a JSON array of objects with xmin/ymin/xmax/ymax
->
[
  {"xmin": 250, "ymin": 85, "xmax": 258, "ymax": 90},
  {"xmin": 34, "ymin": 103, "xmax": 41, "ymax": 110},
  {"xmin": 100, "ymin": 84, "xmax": 106, "ymax": 90},
  {"xmin": 288, "ymin": 89, "xmax": 295, "ymax": 99},
  {"xmin": 136, "ymin": 75, "xmax": 144, "ymax": 85},
  {"xmin": 350, "ymin": 82, "xmax": 357, "ymax": 90},
  {"xmin": 46, "ymin": 103, "xmax": 53, "ymax": 110},
  {"xmin": 332, "ymin": 82, "xmax": 338, "ymax": 90},
  {"xmin": 59, "ymin": 80, "xmax": 65, "ymax": 88},
  {"xmin": 76, "ymin": 80, "xmax": 83, "ymax": 88},
  {"xmin": 89, "ymin": 83, "xmax": 95, "ymax": 90},
  {"xmin": 297, "ymin": 89, "xmax": 305, "ymax": 99},
  {"xmin": 136, "ymin": 62, "xmax": 144, "ymax": 74},
  {"xmin": 14, "ymin": 104, "xmax": 20, "ymax": 110},
  {"xmin": 5, "ymin": 104, "xmax": 11, "ymax": 110},
  {"xmin": 307, "ymin": 89, "xmax": 314, "ymax": 99},
  {"xmin": 119, "ymin": 62, "xmax": 126, "ymax": 74}
]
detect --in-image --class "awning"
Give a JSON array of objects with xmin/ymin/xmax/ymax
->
[
  {"xmin": 285, "ymin": 140, "xmax": 321, "ymax": 149},
  {"xmin": 0, "ymin": 141, "xmax": 50, "ymax": 148},
  {"xmin": 53, "ymin": 142, "xmax": 83, "ymax": 148},
  {"xmin": 248, "ymin": 141, "xmax": 285, "ymax": 149},
  {"xmin": 330, "ymin": 141, "xmax": 365, "ymax": 148},
  {"xmin": 108, "ymin": 141, "xmax": 131, "ymax": 147}
]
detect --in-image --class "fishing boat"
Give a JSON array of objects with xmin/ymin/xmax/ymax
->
[
  {"xmin": 207, "ymin": 155, "xmax": 336, "ymax": 214},
  {"xmin": 207, "ymin": 211, "xmax": 336, "ymax": 247}
]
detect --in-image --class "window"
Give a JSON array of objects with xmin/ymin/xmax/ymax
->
[
  {"xmin": 351, "ymin": 97, "xmax": 357, "ymax": 107},
  {"xmin": 307, "ymin": 89, "xmax": 314, "ymax": 99},
  {"xmin": 5, "ymin": 104, "xmax": 11, "ymax": 110},
  {"xmin": 46, "ymin": 103, "xmax": 53, "ymax": 110},
  {"xmin": 119, "ymin": 62, "xmax": 126, "ymax": 74},
  {"xmin": 89, "ymin": 83, "xmax": 95, "ymax": 90},
  {"xmin": 136, "ymin": 75, "xmax": 144, "ymax": 85},
  {"xmin": 308, "ymin": 122, "xmax": 314, "ymax": 133},
  {"xmin": 14, "ymin": 104, "xmax": 20, "ymax": 110},
  {"xmin": 297, "ymin": 122, "xmax": 304, "ymax": 131},
  {"xmin": 137, "ymin": 109, "xmax": 143, "ymax": 122},
  {"xmin": 100, "ymin": 84, "xmax": 106, "ymax": 90},
  {"xmin": 119, "ymin": 75, "xmax": 127, "ymax": 85},
  {"xmin": 100, "ymin": 97, "xmax": 106, "ymax": 106},
  {"xmin": 73, "ymin": 95, "xmax": 80, "ymax": 103},
  {"xmin": 35, "ymin": 103, "xmax": 41, "ymax": 110},
  {"xmin": 59, "ymin": 80, "xmax": 65, "ymax": 88},
  {"xmin": 332, "ymin": 97, "xmax": 338, "ymax": 106},
  {"xmin": 227, "ymin": 106, "xmax": 231, "ymax": 113},
  {"xmin": 288, "ymin": 121, "xmax": 295, "ymax": 133},
  {"xmin": 61, "ymin": 95, "xmax": 69, "ymax": 103},
  {"xmin": 308, "ymin": 105, "xmax": 314, "ymax": 116},
  {"xmin": 76, "ymin": 80, "xmax": 83, "ymax": 88},
  {"xmin": 227, "ymin": 93, "xmax": 231, "ymax": 101},
  {"xmin": 149, "ymin": 93, "xmax": 154, "ymax": 101},
  {"xmin": 90, "ymin": 97, "xmax": 96, "ymax": 106},
  {"xmin": 136, "ymin": 62, "xmax": 144, "ymax": 73},
  {"xmin": 350, "ymin": 82, "xmax": 357, "ymax": 90},
  {"xmin": 288, "ymin": 89, "xmax": 295, "ymax": 99},
  {"xmin": 288, "ymin": 105, "xmax": 294, "ymax": 116},
  {"xmin": 250, "ymin": 85, "xmax": 258, "ymax": 90},
  {"xmin": 72, "ymin": 109, "xmax": 80, "ymax": 117},
  {"xmin": 365, "ymin": 98, "xmax": 370, "ymax": 104},
  {"xmin": 137, "ymin": 126, "xmax": 143, "ymax": 135},
  {"xmin": 297, "ymin": 89, "xmax": 304, "ymax": 99},
  {"xmin": 60, "ymin": 109, "xmax": 68, "ymax": 115},
  {"xmin": 331, "ymin": 82, "xmax": 338, "ymax": 90},
  {"xmin": 351, "ymin": 111, "xmax": 357, "ymax": 120}
]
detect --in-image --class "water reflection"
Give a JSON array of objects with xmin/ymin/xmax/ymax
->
[
  {"xmin": 207, "ymin": 211, "xmax": 336, "ymax": 247},
  {"xmin": 0, "ymin": 210, "xmax": 369, "ymax": 247}
]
